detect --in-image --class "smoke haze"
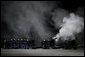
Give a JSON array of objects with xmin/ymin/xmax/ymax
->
[
  {"xmin": 54, "ymin": 13, "xmax": 84, "ymax": 40},
  {"xmin": 1, "ymin": 1, "xmax": 84, "ymax": 45}
]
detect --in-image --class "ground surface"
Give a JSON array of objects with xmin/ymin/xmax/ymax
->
[{"xmin": 1, "ymin": 48, "xmax": 84, "ymax": 56}]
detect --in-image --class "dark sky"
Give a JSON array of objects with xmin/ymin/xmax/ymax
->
[{"xmin": 60, "ymin": 0, "xmax": 84, "ymax": 10}]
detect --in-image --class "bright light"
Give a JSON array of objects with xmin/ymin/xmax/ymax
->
[
  {"xmin": 18, "ymin": 39, "xmax": 19, "ymax": 40},
  {"xmin": 21, "ymin": 39, "xmax": 23, "ymax": 40},
  {"xmin": 4, "ymin": 40, "xmax": 6, "ymax": 42},
  {"xmin": 27, "ymin": 39, "xmax": 28, "ymax": 41},
  {"xmin": 14, "ymin": 39, "xmax": 15, "ymax": 40}
]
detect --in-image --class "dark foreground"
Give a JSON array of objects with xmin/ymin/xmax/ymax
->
[{"xmin": 1, "ymin": 48, "xmax": 84, "ymax": 56}]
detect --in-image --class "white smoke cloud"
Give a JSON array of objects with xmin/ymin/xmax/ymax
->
[{"xmin": 54, "ymin": 13, "xmax": 84, "ymax": 40}]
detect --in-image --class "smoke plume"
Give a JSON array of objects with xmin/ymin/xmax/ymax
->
[
  {"xmin": 1, "ymin": 1, "xmax": 84, "ymax": 45},
  {"xmin": 53, "ymin": 13, "xmax": 84, "ymax": 41}
]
